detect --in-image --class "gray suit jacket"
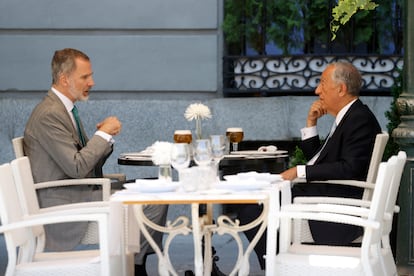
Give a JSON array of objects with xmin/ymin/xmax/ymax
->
[{"xmin": 24, "ymin": 90, "xmax": 113, "ymax": 250}]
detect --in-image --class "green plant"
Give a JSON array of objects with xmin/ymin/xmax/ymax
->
[
  {"xmin": 289, "ymin": 145, "xmax": 307, "ymax": 168},
  {"xmin": 222, "ymin": 0, "xmax": 306, "ymax": 55},
  {"xmin": 331, "ymin": 0, "xmax": 379, "ymax": 40},
  {"xmin": 383, "ymin": 68, "xmax": 402, "ymax": 160},
  {"xmin": 222, "ymin": 0, "xmax": 396, "ymax": 55}
]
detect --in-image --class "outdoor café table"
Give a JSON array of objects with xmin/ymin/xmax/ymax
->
[
  {"xmin": 110, "ymin": 181, "xmax": 291, "ymax": 276},
  {"xmin": 118, "ymin": 152, "xmax": 289, "ymax": 175}
]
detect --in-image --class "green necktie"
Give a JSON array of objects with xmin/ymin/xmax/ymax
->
[{"xmin": 72, "ymin": 105, "xmax": 86, "ymax": 146}]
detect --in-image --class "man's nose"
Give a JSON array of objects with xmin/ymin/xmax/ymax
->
[{"xmin": 315, "ymin": 85, "xmax": 321, "ymax": 95}]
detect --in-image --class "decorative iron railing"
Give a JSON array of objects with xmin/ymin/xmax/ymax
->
[{"xmin": 223, "ymin": 55, "xmax": 403, "ymax": 97}]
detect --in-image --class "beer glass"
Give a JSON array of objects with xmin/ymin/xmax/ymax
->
[
  {"xmin": 173, "ymin": 130, "xmax": 193, "ymax": 144},
  {"xmin": 226, "ymin": 127, "xmax": 244, "ymax": 152}
]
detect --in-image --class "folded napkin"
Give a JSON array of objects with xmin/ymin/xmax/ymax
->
[
  {"xmin": 258, "ymin": 145, "xmax": 277, "ymax": 152},
  {"xmin": 224, "ymin": 171, "xmax": 283, "ymax": 183}
]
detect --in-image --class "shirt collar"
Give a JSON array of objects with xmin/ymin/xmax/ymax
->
[
  {"xmin": 335, "ymin": 99, "xmax": 357, "ymax": 126},
  {"xmin": 51, "ymin": 87, "xmax": 74, "ymax": 112}
]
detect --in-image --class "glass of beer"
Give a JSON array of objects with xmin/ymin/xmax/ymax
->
[
  {"xmin": 173, "ymin": 130, "xmax": 192, "ymax": 144},
  {"xmin": 226, "ymin": 127, "xmax": 244, "ymax": 152}
]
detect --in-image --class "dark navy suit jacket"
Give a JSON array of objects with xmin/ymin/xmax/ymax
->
[{"xmin": 293, "ymin": 99, "xmax": 382, "ymax": 244}]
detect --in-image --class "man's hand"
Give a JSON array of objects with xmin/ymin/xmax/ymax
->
[
  {"xmin": 96, "ymin": 116, "xmax": 122, "ymax": 136},
  {"xmin": 280, "ymin": 167, "xmax": 298, "ymax": 181},
  {"xmin": 307, "ymin": 100, "xmax": 327, "ymax": 127}
]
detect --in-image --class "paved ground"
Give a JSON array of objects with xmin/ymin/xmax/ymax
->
[
  {"xmin": 146, "ymin": 233, "xmax": 265, "ymax": 276},
  {"xmin": 0, "ymin": 233, "xmax": 264, "ymax": 276}
]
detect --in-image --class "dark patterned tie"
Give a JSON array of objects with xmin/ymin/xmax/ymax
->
[
  {"xmin": 72, "ymin": 105, "xmax": 86, "ymax": 147},
  {"xmin": 307, "ymin": 122, "xmax": 337, "ymax": 165}
]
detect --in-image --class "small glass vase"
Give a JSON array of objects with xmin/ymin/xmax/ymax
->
[
  {"xmin": 158, "ymin": 164, "xmax": 172, "ymax": 182},
  {"xmin": 195, "ymin": 118, "xmax": 202, "ymax": 140}
]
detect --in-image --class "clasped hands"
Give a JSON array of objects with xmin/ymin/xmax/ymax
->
[{"xmin": 96, "ymin": 116, "xmax": 122, "ymax": 136}]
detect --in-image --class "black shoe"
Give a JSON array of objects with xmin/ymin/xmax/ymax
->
[
  {"xmin": 211, "ymin": 260, "xmax": 226, "ymax": 276},
  {"xmin": 184, "ymin": 270, "xmax": 195, "ymax": 276},
  {"xmin": 135, "ymin": 264, "xmax": 148, "ymax": 276}
]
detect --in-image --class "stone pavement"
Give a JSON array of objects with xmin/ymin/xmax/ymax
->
[{"xmin": 146, "ymin": 233, "xmax": 265, "ymax": 276}]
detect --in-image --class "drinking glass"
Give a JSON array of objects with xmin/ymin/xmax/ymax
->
[
  {"xmin": 210, "ymin": 135, "xmax": 225, "ymax": 162},
  {"xmin": 226, "ymin": 127, "xmax": 244, "ymax": 152},
  {"xmin": 193, "ymin": 139, "xmax": 212, "ymax": 166},
  {"xmin": 210, "ymin": 135, "xmax": 226, "ymax": 180},
  {"xmin": 173, "ymin": 130, "xmax": 193, "ymax": 144},
  {"xmin": 170, "ymin": 143, "xmax": 191, "ymax": 171}
]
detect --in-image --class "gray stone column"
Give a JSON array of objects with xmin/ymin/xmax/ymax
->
[{"xmin": 395, "ymin": 0, "xmax": 414, "ymax": 271}]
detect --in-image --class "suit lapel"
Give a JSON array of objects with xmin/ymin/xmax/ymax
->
[
  {"xmin": 315, "ymin": 100, "xmax": 361, "ymax": 163},
  {"xmin": 48, "ymin": 91, "xmax": 88, "ymax": 147}
]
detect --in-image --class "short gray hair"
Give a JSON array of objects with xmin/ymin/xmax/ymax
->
[
  {"xmin": 331, "ymin": 61, "xmax": 362, "ymax": 96},
  {"xmin": 51, "ymin": 48, "xmax": 90, "ymax": 84}
]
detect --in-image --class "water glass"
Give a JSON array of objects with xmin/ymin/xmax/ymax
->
[
  {"xmin": 171, "ymin": 143, "xmax": 191, "ymax": 171},
  {"xmin": 210, "ymin": 135, "xmax": 225, "ymax": 179},
  {"xmin": 193, "ymin": 139, "xmax": 212, "ymax": 166}
]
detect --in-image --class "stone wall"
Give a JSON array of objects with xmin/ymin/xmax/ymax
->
[{"xmin": 0, "ymin": 92, "xmax": 392, "ymax": 180}]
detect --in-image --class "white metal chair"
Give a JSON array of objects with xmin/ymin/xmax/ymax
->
[
  {"xmin": 11, "ymin": 156, "xmax": 114, "ymax": 250},
  {"xmin": 272, "ymin": 152, "xmax": 405, "ymax": 276},
  {"xmin": 292, "ymin": 131, "xmax": 389, "ymax": 243},
  {"xmin": 12, "ymin": 136, "xmax": 126, "ymax": 183},
  {"xmin": 0, "ymin": 162, "xmax": 130, "ymax": 276},
  {"xmin": 12, "ymin": 136, "xmax": 125, "ymax": 245}
]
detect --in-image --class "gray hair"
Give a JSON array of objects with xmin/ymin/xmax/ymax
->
[
  {"xmin": 51, "ymin": 48, "xmax": 90, "ymax": 84},
  {"xmin": 331, "ymin": 61, "xmax": 362, "ymax": 96}
]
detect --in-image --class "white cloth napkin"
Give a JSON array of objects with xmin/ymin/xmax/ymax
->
[{"xmin": 258, "ymin": 145, "xmax": 277, "ymax": 152}]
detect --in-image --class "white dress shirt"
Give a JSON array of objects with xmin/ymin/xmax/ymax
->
[
  {"xmin": 51, "ymin": 87, "xmax": 114, "ymax": 144},
  {"xmin": 296, "ymin": 99, "xmax": 357, "ymax": 179}
]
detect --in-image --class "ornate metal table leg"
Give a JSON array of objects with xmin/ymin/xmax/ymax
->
[
  {"xmin": 212, "ymin": 199, "xmax": 269, "ymax": 276},
  {"xmin": 132, "ymin": 205, "xmax": 192, "ymax": 276}
]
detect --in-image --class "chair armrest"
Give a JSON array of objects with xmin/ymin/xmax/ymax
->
[
  {"xmin": 292, "ymin": 178, "xmax": 375, "ymax": 190},
  {"xmin": 282, "ymin": 203, "xmax": 371, "ymax": 218},
  {"xmin": 103, "ymin": 173, "xmax": 126, "ymax": 183},
  {"xmin": 279, "ymin": 205, "xmax": 380, "ymax": 229},
  {"xmin": 35, "ymin": 178, "xmax": 111, "ymax": 201},
  {"xmin": 38, "ymin": 201, "xmax": 110, "ymax": 214},
  {"xmin": 1, "ymin": 206, "xmax": 112, "ymax": 234},
  {"xmin": 293, "ymin": 197, "xmax": 400, "ymax": 214}
]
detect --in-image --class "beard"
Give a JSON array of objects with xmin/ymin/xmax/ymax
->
[{"xmin": 68, "ymin": 82, "xmax": 89, "ymax": 102}]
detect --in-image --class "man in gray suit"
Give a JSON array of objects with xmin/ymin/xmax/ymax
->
[{"xmin": 24, "ymin": 48, "xmax": 167, "ymax": 276}]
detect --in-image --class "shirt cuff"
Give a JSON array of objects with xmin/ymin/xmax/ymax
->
[
  {"xmin": 297, "ymin": 165, "xmax": 306, "ymax": 179},
  {"xmin": 301, "ymin": 126, "xmax": 318, "ymax": 140},
  {"xmin": 95, "ymin": 130, "xmax": 115, "ymax": 145}
]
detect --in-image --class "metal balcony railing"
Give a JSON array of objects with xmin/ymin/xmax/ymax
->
[{"xmin": 223, "ymin": 55, "xmax": 403, "ymax": 97}]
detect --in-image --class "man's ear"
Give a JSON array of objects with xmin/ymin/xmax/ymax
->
[
  {"xmin": 338, "ymin": 82, "xmax": 347, "ymax": 97},
  {"xmin": 59, "ymin": 74, "xmax": 69, "ymax": 87}
]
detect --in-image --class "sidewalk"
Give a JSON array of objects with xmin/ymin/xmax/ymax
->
[{"xmin": 146, "ymin": 233, "xmax": 265, "ymax": 276}]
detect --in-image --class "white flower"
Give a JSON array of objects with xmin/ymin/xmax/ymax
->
[
  {"xmin": 151, "ymin": 141, "xmax": 173, "ymax": 165},
  {"xmin": 184, "ymin": 103, "xmax": 212, "ymax": 121}
]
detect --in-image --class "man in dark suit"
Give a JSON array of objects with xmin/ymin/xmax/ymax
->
[
  {"xmin": 24, "ymin": 48, "xmax": 167, "ymax": 276},
  {"xmin": 237, "ymin": 61, "xmax": 381, "ymax": 269}
]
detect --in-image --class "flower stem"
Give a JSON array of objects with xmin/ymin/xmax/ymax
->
[{"xmin": 196, "ymin": 118, "xmax": 202, "ymax": 139}]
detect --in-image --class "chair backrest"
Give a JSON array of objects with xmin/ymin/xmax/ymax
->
[
  {"xmin": 12, "ymin": 136, "xmax": 24, "ymax": 158},
  {"xmin": 363, "ymin": 131, "xmax": 389, "ymax": 200},
  {"xmin": 10, "ymin": 157, "xmax": 41, "ymax": 215},
  {"xmin": 10, "ymin": 157, "xmax": 45, "ymax": 246},
  {"xmin": 364, "ymin": 154, "xmax": 398, "ymax": 246},
  {"xmin": 0, "ymin": 163, "xmax": 35, "ymax": 269},
  {"xmin": 383, "ymin": 151, "xmax": 406, "ymax": 233}
]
